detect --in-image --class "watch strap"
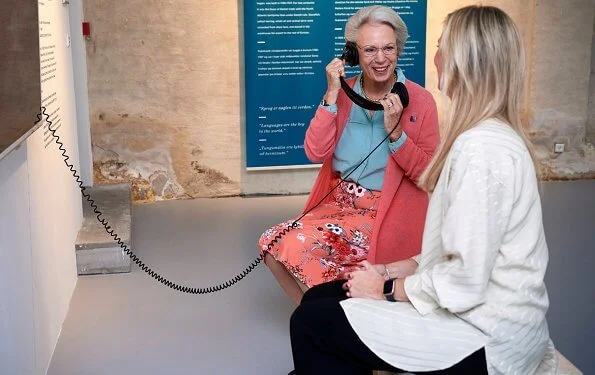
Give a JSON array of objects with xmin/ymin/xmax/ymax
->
[
  {"xmin": 385, "ymin": 291, "xmax": 397, "ymax": 302},
  {"xmin": 383, "ymin": 278, "xmax": 397, "ymax": 302}
]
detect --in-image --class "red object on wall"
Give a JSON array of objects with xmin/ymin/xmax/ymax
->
[{"xmin": 82, "ymin": 22, "xmax": 91, "ymax": 37}]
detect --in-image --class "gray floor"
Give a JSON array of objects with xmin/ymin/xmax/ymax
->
[
  {"xmin": 48, "ymin": 181, "xmax": 594, "ymax": 375},
  {"xmin": 48, "ymin": 195, "xmax": 305, "ymax": 375}
]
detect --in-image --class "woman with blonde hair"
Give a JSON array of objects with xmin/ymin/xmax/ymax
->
[{"xmin": 288, "ymin": 5, "xmax": 557, "ymax": 374}]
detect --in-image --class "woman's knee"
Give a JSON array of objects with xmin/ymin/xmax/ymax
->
[
  {"xmin": 290, "ymin": 299, "xmax": 325, "ymax": 333},
  {"xmin": 302, "ymin": 280, "xmax": 346, "ymax": 303},
  {"xmin": 290, "ymin": 303, "xmax": 310, "ymax": 337},
  {"xmin": 291, "ymin": 297, "xmax": 344, "ymax": 336},
  {"xmin": 263, "ymin": 252, "xmax": 281, "ymax": 269}
]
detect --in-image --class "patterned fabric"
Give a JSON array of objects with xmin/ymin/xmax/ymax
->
[{"xmin": 259, "ymin": 179, "xmax": 381, "ymax": 287}]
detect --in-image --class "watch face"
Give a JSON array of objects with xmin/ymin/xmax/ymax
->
[{"xmin": 383, "ymin": 279, "xmax": 394, "ymax": 295}]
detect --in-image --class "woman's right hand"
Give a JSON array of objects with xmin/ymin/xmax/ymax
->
[{"xmin": 323, "ymin": 58, "xmax": 345, "ymax": 105}]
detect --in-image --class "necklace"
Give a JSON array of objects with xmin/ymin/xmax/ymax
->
[{"xmin": 360, "ymin": 72, "xmax": 397, "ymax": 103}]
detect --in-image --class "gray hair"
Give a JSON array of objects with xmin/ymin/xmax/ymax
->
[{"xmin": 344, "ymin": 5, "xmax": 409, "ymax": 56}]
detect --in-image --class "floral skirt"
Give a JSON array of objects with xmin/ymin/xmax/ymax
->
[{"xmin": 259, "ymin": 179, "xmax": 381, "ymax": 287}]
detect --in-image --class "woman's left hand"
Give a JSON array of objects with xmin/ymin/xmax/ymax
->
[
  {"xmin": 380, "ymin": 93, "xmax": 404, "ymax": 142},
  {"xmin": 343, "ymin": 260, "xmax": 385, "ymax": 300}
]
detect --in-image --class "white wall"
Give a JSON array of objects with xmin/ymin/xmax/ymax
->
[
  {"xmin": 0, "ymin": 145, "xmax": 36, "ymax": 375},
  {"xmin": 0, "ymin": 1, "xmax": 82, "ymax": 374}
]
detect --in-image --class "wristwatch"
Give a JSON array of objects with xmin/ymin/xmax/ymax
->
[
  {"xmin": 383, "ymin": 278, "xmax": 397, "ymax": 302},
  {"xmin": 320, "ymin": 98, "xmax": 330, "ymax": 106}
]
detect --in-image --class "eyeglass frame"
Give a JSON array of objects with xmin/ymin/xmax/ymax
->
[{"xmin": 357, "ymin": 43, "xmax": 398, "ymax": 58}]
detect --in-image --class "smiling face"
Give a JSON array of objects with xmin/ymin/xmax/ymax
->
[{"xmin": 356, "ymin": 22, "xmax": 398, "ymax": 85}]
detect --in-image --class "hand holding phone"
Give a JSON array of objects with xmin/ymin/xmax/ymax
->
[
  {"xmin": 323, "ymin": 58, "xmax": 346, "ymax": 105},
  {"xmin": 339, "ymin": 42, "xmax": 409, "ymax": 110}
]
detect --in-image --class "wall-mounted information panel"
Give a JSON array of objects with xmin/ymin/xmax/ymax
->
[
  {"xmin": 0, "ymin": 0, "xmax": 41, "ymax": 160},
  {"xmin": 244, "ymin": 1, "xmax": 427, "ymax": 170}
]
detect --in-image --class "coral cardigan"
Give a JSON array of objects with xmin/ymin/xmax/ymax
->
[{"xmin": 303, "ymin": 77, "xmax": 439, "ymax": 264}]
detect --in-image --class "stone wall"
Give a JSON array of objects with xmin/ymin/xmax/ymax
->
[
  {"xmin": 85, "ymin": 0, "xmax": 595, "ymax": 202},
  {"xmin": 587, "ymin": 9, "xmax": 595, "ymax": 146},
  {"xmin": 86, "ymin": 0, "xmax": 241, "ymax": 202},
  {"xmin": 530, "ymin": 0, "xmax": 595, "ymax": 180}
]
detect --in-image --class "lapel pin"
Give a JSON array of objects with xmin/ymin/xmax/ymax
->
[{"xmin": 410, "ymin": 115, "xmax": 417, "ymax": 122}]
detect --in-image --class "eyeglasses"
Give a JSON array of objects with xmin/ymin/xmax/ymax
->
[{"xmin": 358, "ymin": 44, "xmax": 397, "ymax": 57}]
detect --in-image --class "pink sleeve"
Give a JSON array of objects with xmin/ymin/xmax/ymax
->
[
  {"xmin": 304, "ymin": 107, "xmax": 339, "ymax": 163},
  {"xmin": 391, "ymin": 96, "xmax": 440, "ymax": 184}
]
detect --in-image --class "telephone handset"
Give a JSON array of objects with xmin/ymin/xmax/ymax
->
[{"xmin": 340, "ymin": 41, "xmax": 409, "ymax": 111}]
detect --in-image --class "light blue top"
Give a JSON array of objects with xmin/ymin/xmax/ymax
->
[{"xmin": 321, "ymin": 68, "xmax": 407, "ymax": 191}]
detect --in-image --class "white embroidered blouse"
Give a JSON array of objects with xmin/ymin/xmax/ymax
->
[{"xmin": 341, "ymin": 119, "xmax": 558, "ymax": 374}]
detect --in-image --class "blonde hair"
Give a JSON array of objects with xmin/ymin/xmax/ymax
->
[
  {"xmin": 420, "ymin": 5, "xmax": 535, "ymax": 192},
  {"xmin": 345, "ymin": 5, "xmax": 408, "ymax": 56}
]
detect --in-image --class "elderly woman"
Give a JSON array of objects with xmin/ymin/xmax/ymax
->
[
  {"xmin": 259, "ymin": 5, "xmax": 439, "ymax": 304},
  {"xmin": 289, "ymin": 5, "xmax": 557, "ymax": 374}
]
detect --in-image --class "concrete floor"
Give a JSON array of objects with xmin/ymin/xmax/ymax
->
[
  {"xmin": 47, "ymin": 180, "xmax": 594, "ymax": 375},
  {"xmin": 48, "ymin": 195, "xmax": 304, "ymax": 375}
]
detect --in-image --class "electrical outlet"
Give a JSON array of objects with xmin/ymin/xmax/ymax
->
[{"xmin": 554, "ymin": 143, "xmax": 565, "ymax": 153}]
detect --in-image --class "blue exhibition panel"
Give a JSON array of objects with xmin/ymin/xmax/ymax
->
[{"xmin": 244, "ymin": 1, "xmax": 427, "ymax": 169}]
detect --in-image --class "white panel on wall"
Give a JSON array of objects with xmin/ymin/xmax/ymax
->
[
  {"xmin": 27, "ymin": 1, "xmax": 82, "ymax": 373},
  {"xmin": 0, "ymin": 145, "xmax": 35, "ymax": 375},
  {"xmin": 69, "ymin": 0, "xmax": 93, "ymax": 186}
]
